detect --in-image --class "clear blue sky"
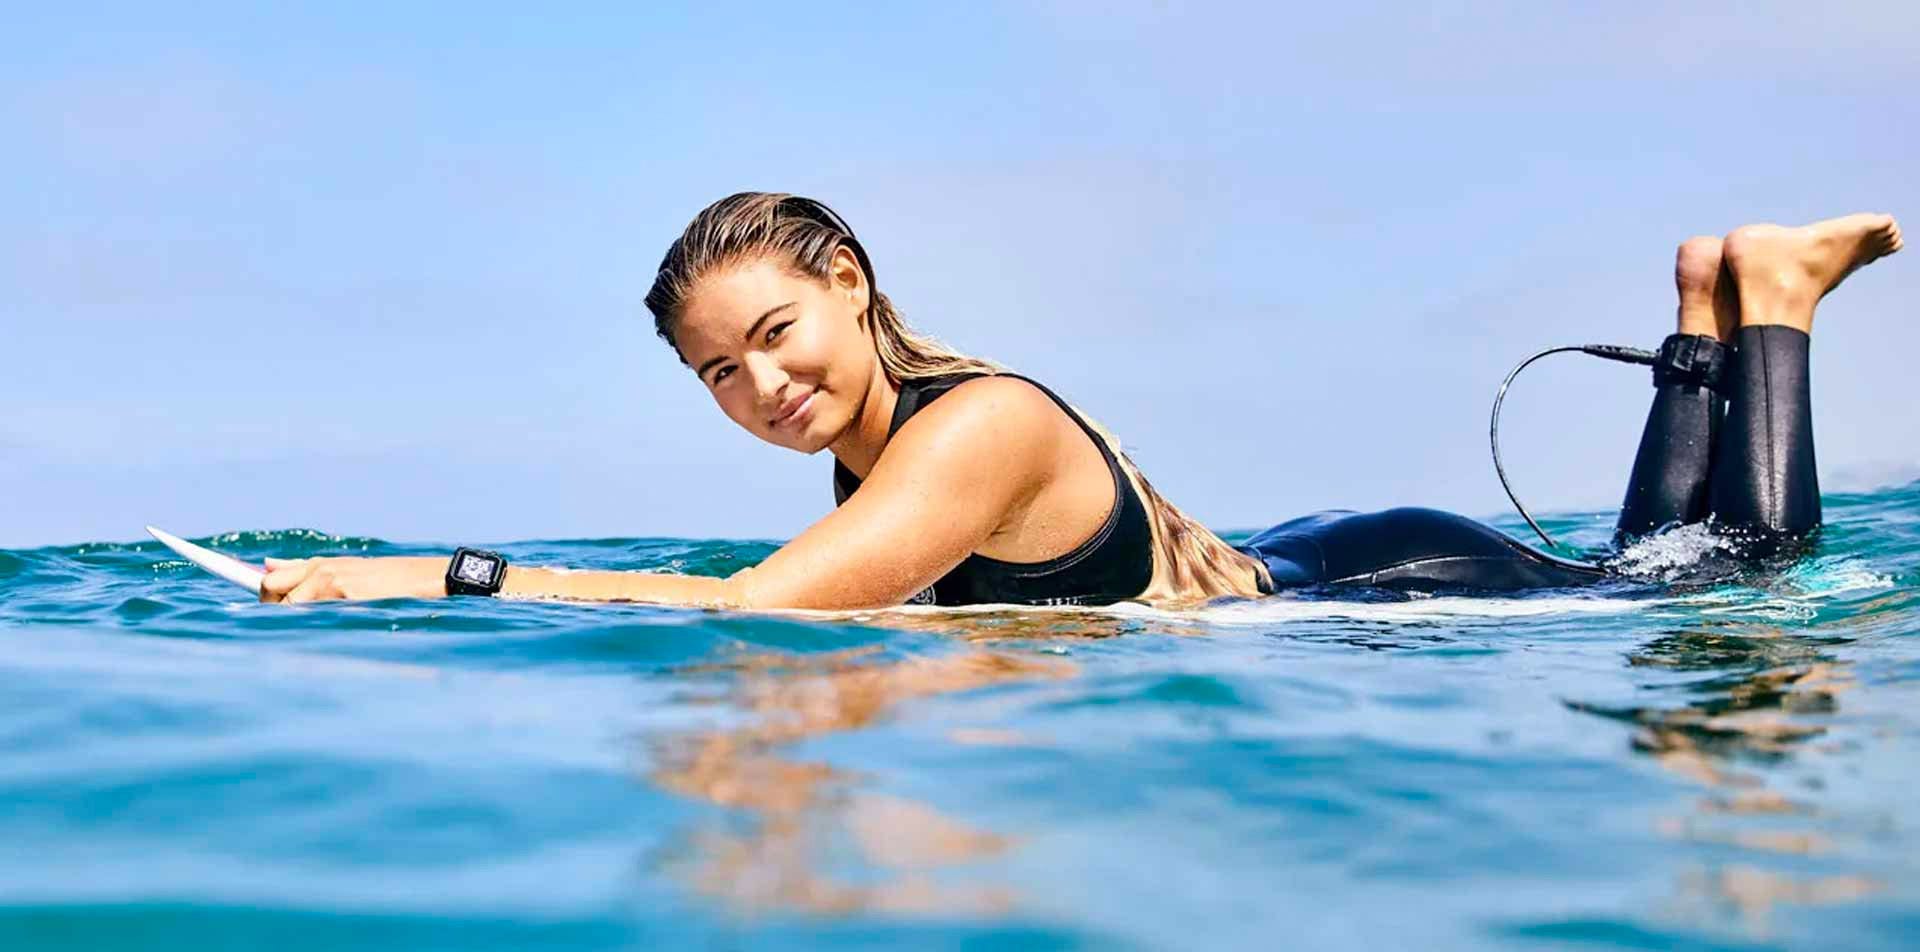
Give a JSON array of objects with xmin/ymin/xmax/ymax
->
[{"xmin": 4, "ymin": 3, "xmax": 1917, "ymax": 548}]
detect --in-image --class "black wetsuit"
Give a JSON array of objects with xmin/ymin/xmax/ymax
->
[
  {"xmin": 832, "ymin": 373, "xmax": 1155, "ymax": 607},
  {"xmin": 1235, "ymin": 325, "xmax": 1820, "ymax": 593},
  {"xmin": 837, "ymin": 326, "xmax": 1819, "ymax": 604}
]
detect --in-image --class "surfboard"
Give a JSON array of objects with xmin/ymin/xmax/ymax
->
[{"xmin": 146, "ymin": 526, "xmax": 266, "ymax": 595}]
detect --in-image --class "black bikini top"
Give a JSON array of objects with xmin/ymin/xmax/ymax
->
[{"xmin": 831, "ymin": 373, "xmax": 1156, "ymax": 607}]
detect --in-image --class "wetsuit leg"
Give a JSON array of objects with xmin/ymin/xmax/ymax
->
[
  {"xmin": 1616, "ymin": 334, "xmax": 1727, "ymax": 541},
  {"xmin": 1706, "ymin": 324, "xmax": 1820, "ymax": 548}
]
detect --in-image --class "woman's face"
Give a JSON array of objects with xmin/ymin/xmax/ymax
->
[{"xmin": 673, "ymin": 248, "xmax": 879, "ymax": 454}]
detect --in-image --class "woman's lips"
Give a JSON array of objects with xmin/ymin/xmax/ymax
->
[{"xmin": 771, "ymin": 390, "xmax": 816, "ymax": 429}]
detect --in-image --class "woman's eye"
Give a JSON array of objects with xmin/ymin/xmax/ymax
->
[
  {"xmin": 766, "ymin": 320, "xmax": 793, "ymax": 344},
  {"xmin": 711, "ymin": 366, "xmax": 734, "ymax": 385}
]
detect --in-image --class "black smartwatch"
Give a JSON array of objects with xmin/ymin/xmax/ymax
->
[{"xmin": 445, "ymin": 548, "xmax": 509, "ymax": 597}]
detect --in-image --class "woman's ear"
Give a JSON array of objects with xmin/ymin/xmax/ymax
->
[{"xmin": 829, "ymin": 246, "xmax": 867, "ymax": 310}]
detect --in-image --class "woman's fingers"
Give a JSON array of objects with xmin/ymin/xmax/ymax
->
[
  {"xmin": 259, "ymin": 556, "xmax": 440, "ymax": 605},
  {"xmin": 282, "ymin": 567, "xmax": 339, "ymax": 604},
  {"xmin": 260, "ymin": 558, "xmax": 315, "ymax": 602}
]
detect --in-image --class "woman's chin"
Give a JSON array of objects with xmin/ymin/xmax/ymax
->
[
  {"xmin": 757, "ymin": 388, "xmax": 851, "ymax": 454},
  {"xmin": 764, "ymin": 424, "xmax": 825, "ymax": 454},
  {"xmin": 770, "ymin": 395, "xmax": 839, "ymax": 453}
]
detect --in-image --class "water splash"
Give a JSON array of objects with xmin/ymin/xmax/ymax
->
[{"xmin": 1608, "ymin": 522, "xmax": 1738, "ymax": 582}]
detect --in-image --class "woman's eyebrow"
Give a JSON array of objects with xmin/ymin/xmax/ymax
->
[
  {"xmin": 695, "ymin": 302, "xmax": 795, "ymax": 377},
  {"xmin": 742, "ymin": 302, "xmax": 795, "ymax": 343}
]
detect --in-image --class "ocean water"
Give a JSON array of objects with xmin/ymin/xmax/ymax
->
[{"xmin": 3, "ymin": 485, "xmax": 1919, "ymax": 951}]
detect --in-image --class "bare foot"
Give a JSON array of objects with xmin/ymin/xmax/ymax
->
[
  {"xmin": 1722, "ymin": 213, "xmax": 1903, "ymax": 333},
  {"xmin": 1673, "ymin": 236, "xmax": 1739, "ymax": 342}
]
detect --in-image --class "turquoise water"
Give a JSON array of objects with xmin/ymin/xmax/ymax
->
[{"xmin": 4, "ymin": 486, "xmax": 1920, "ymax": 950}]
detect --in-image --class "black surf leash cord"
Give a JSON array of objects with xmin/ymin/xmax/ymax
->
[{"xmin": 1490, "ymin": 344, "xmax": 1656, "ymax": 550}]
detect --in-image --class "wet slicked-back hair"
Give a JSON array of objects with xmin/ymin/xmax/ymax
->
[
  {"xmin": 645, "ymin": 191, "xmax": 998, "ymax": 382},
  {"xmin": 644, "ymin": 191, "xmax": 1268, "ymax": 602}
]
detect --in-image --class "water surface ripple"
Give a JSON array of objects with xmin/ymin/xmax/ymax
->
[{"xmin": 3, "ymin": 484, "xmax": 1919, "ymax": 949}]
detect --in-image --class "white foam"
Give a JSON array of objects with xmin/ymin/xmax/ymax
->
[
  {"xmin": 1782, "ymin": 556, "xmax": 1895, "ymax": 595},
  {"xmin": 1156, "ymin": 594, "xmax": 1656, "ymax": 625},
  {"xmin": 794, "ymin": 592, "xmax": 1659, "ymax": 627},
  {"xmin": 1687, "ymin": 556, "xmax": 1897, "ymax": 621},
  {"xmin": 1608, "ymin": 522, "xmax": 1735, "ymax": 582}
]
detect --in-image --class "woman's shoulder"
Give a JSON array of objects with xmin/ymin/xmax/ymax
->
[
  {"xmin": 870, "ymin": 375, "xmax": 1079, "ymax": 491},
  {"xmin": 938, "ymin": 373, "xmax": 1059, "ymax": 406},
  {"xmin": 838, "ymin": 375, "xmax": 1065, "ymax": 523},
  {"xmin": 835, "ymin": 374, "xmax": 1067, "ymax": 504},
  {"xmin": 895, "ymin": 374, "xmax": 1072, "ymax": 449}
]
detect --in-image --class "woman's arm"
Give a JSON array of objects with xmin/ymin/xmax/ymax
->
[
  {"xmin": 726, "ymin": 377, "xmax": 1060, "ymax": 608},
  {"xmin": 263, "ymin": 378, "xmax": 1060, "ymax": 608}
]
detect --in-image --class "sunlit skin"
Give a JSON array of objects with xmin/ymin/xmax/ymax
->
[
  {"xmin": 1671, "ymin": 213, "xmax": 1903, "ymax": 343},
  {"xmin": 260, "ymin": 246, "xmax": 1157, "ymax": 606},
  {"xmin": 258, "ymin": 212, "xmax": 1901, "ymax": 606}
]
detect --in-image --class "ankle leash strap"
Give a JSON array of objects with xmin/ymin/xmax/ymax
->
[{"xmin": 1652, "ymin": 333, "xmax": 1730, "ymax": 393}]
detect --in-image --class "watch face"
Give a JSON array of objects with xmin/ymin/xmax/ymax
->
[{"xmin": 454, "ymin": 553, "xmax": 497, "ymax": 586}]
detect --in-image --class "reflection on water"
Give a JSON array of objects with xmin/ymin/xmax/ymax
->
[
  {"xmin": 649, "ymin": 637, "xmax": 1078, "ymax": 916},
  {"xmin": 1675, "ymin": 866, "xmax": 1882, "ymax": 936},
  {"xmin": 661, "ymin": 602, "xmax": 1899, "ymax": 931},
  {"xmin": 1574, "ymin": 621, "xmax": 1883, "ymax": 937},
  {"xmin": 826, "ymin": 606, "xmax": 1165, "ymax": 642}
]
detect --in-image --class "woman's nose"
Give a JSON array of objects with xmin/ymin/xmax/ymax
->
[{"xmin": 743, "ymin": 352, "xmax": 789, "ymax": 407}]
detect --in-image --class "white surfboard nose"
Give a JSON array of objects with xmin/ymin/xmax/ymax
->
[{"xmin": 147, "ymin": 525, "xmax": 266, "ymax": 595}]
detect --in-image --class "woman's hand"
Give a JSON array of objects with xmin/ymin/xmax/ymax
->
[{"xmin": 260, "ymin": 556, "xmax": 448, "ymax": 604}]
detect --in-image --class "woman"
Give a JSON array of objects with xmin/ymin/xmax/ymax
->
[{"xmin": 260, "ymin": 195, "xmax": 1902, "ymax": 606}]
